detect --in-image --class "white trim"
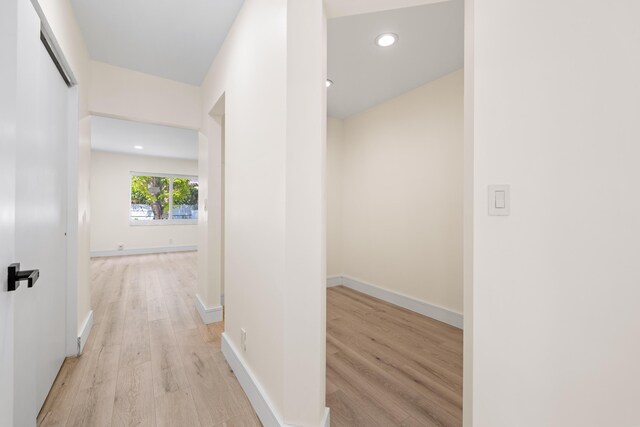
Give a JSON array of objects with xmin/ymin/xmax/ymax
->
[
  {"xmin": 195, "ymin": 294, "xmax": 223, "ymax": 324},
  {"xmin": 90, "ymin": 245, "xmax": 197, "ymax": 258},
  {"xmin": 320, "ymin": 407, "xmax": 331, "ymax": 427},
  {"xmin": 65, "ymin": 86, "xmax": 80, "ymax": 357},
  {"xmin": 129, "ymin": 219, "xmax": 197, "ymax": 226},
  {"xmin": 77, "ymin": 310, "xmax": 93, "ymax": 355},
  {"xmin": 130, "ymin": 171, "xmax": 197, "ymax": 180},
  {"xmin": 222, "ymin": 333, "xmax": 284, "ymax": 427},
  {"xmin": 221, "ymin": 333, "xmax": 330, "ymax": 427},
  {"xmin": 326, "ymin": 275, "xmax": 343, "ymax": 287},
  {"xmin": 327, "ymin": 275, "xmax": 463, "ymax": 329}
]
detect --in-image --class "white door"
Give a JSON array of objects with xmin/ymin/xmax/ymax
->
[
  {"xmin": 11, "ymin": 0, "xmax": 70, "ymax": 425},
  {"xmin": 0, "ymin": 0, "xmax": 19, "ymax": 424}
]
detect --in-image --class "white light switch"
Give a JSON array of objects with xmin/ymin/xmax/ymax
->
[
  {"xmin": 489, "ymin": 185, "xmax": 510, "ymax": 216},
  {"xmin": 495, "ymin": 191, "xmax": 506, "ymax": 209}
]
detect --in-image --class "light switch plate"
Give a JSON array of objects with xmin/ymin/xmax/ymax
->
[{"xmin": 489, "ymin": 185, "xmax": 510, "ymax": 216}]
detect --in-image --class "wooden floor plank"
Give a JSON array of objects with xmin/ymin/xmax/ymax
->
[
  {"xmin": 155, "ymin": 388, "xmax": 202, "ymax": 427},
  {"xmin": 326, "ymin": 363, "xmax": 409, "ymax": 425},
  {"xmin": 66, "ymin": 381, "xmax": 118, "ymax": 427},
  {"xmin": 37, "ymin": 356, "xmax": 88, "ymax": 427},
  {"xmin": 111, "ymin": 362, "xmax": 156, "ymax": 427},
  {"xmin": 221, "ymin": 413, "xmax": 262, "ymax": 427},
  {"xmin": 147, "ymin": 297, "xmax": 168, "ymax": 322},
  {"xmin": 326, "ymin": 389, "xmax": 385, "ymax": 427},
  {"xmin": 78, "ymin": 345, "xmax": 121, "ymax": 391}
]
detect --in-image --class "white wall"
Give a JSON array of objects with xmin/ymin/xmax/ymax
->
[
  {"xmin": 199, "ymin": 0, "xmax": 327, "ymax": 425},
  {"xmin": 470, "ymin": 1, "xmax": 640, "ymax": 426},
  {"xmin": 328, "ymin": 70, "xmax": 464, "ymax": 314},
  {"xmin": 89, "ymin": 61, "xmax": 201, "ymax": 130},
  {"xmin": 90, "ymin": 151, "xmax": 198, "ymax": 253}
]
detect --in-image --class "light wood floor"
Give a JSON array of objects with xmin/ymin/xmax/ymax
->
[
  {"xmin": 326, "ymin": 286, "xmax": 463, "ymax": 427},
  {"xmin": 37, "ymin": 252, "xmax": 260, "ymax": 427},
  {"xmin": 38, "ymin": 252, "xmax": 462, "ymax": 427}
]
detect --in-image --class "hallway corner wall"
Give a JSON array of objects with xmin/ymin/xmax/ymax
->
[{"xmin": 199, "ymin": 0, "xmax": 327, "ymax": 425}]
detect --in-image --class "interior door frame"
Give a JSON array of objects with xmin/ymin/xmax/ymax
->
[
  {"xmin": 324, "ymin": 1, "xmax": 475, "ymax": 425},
  {"xmin": 29, "ymin": 0, "xmax": 81, "ymax": 358},
  {"xmin": 65, "ymin": 84, "xmax": 81, "ymax": 357}
]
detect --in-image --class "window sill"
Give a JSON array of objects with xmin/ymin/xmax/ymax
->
[{"xmin": 129, "ymin": 219, "xmax": 197, "ymax": 226}]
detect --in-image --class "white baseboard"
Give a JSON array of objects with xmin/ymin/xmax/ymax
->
[
  {"xmin": 222, "ymin": 333, "xmax": 330, "ymax": 427},
  {"xmin": 195, "ymin": 294, "xmax": 223, "ymax": 324},
  {"xmin": 222, "ymin": 333, "xmax": 284, "ymax": 427},
  {"xmin": 90, "ymin": 244, "xmax": 197, "ymax": 258},
  {"xmin": 326, "ymin": 276, "xmax": 343, "ymax": 287},
  {"xmin": 77, "ymin": 310, "xmax": 93, "ymax": 355},
  {"xmin": 320, "ymin": 407, "xmax": 330, "ymax": 427},
  {"xmin": 327, "ymin": 275, "xmax": 463, "ymax": 329}
]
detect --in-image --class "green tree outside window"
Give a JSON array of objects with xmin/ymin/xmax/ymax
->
[{"xmin": 130, "ymin": 175, "xmax": 198, "ymax": 221}]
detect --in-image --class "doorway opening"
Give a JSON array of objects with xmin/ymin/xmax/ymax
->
[
  {"xmin": 325, "ymin": 1, "xmax": 464, "ymax": 425},
  {"xmin": 38, "ymin": 98, "xmax": 258, "ymax": 424},
  {"xmin": 211, "ymin": 93, "xmax": 226, "ymax": 312},
  {"xmin": 196, "ymin": 92, "xmax": 226, "ymax": 323}
]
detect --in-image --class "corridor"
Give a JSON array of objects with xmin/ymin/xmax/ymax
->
[{"xmin": 37, "ymin": 252, "xmax": 260, "ymax": 427}]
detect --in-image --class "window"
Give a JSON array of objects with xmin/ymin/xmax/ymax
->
[{"xmin": 130, "ymin": 173, "xmax": 198, "ymax": 224}]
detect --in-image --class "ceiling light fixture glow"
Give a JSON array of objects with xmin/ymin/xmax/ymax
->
[
  {"xmin": 134, "ymin": 145, "xmax": 144, "ymax": 150},
  {"xmin": 326, "ymin": 79, "xmax": 333, "ymax": 88},
  {"xmin": 375, "ymin": 33, "xmax": 398, "ymax": 47}
]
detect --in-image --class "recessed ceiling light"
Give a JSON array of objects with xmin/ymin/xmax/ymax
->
[
  {"xmin": 134, "ymin": 145, "xmax": 143, "ymax": 150},
  {"xmin": 326, "ymin": 79, "xmax": 333, "ymax": 88},
  {"xmin": 375, "ymin": 33, "xmax": 398, "ymax": 47}
]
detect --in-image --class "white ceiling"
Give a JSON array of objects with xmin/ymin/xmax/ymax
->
[
  {"xmin": 327, "ymin": 0, "xmax": 463, "ymax": 118},
  {"xmin": 70, "ymin": 0, "xmax": 244, "ymax": 85},
  {"xmin": 91, "ymin": 116, "xmax": 199, "ymax": 160}
]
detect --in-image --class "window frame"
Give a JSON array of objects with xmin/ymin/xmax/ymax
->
[{"xmin": 129, "ymin": 171, "xmax": 199, "ymax": 226}]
